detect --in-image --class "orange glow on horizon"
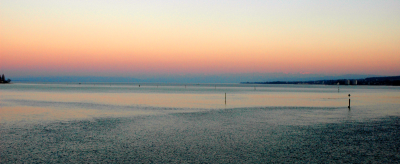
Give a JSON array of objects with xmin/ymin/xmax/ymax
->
[{"xmin": 1, "ymin": 0, "xmax": 400, "ymax": 77}]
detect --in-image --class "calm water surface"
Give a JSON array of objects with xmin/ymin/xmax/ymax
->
[{"xmin": 1, "ymin": 83, "xmax": 399, "ymax": 163}]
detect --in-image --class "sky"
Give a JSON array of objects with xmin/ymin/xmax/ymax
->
[{"xmin": 1, "ymin": 0, "xmax": 400, "ymax": 81}]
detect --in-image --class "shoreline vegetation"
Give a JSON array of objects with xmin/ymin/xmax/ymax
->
[
  {"xmin": 0, "ymin": 74, "xmax": 12, "ymax": 84},
  {"xmin": 241, "ymin": 75, "xmax": 400, "ymax": 86}
]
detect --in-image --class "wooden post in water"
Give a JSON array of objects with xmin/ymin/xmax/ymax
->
[
  {"xmin": 139, "ymin": 84, "xmax": 140, "ymax": 87},
  {"xmin": 225, "ymin": 93, "xmax": 226, "ymax": 104},
  {"xmin": 348, "ymin": 94, "xmax": 351, "ymax": 108}
]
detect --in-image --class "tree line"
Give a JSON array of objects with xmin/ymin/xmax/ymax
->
[{"xmin": 1, "ymin": 74, "xmax": 11, "ymax": 83}]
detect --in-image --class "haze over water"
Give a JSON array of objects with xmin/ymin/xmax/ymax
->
[
  {"xmin": 1, "ymin": 83, "xmax": 399, "ymax": 163},
  {"xmin": 2, "ymin": 0, "xmax": 400, "ymax": 162}
]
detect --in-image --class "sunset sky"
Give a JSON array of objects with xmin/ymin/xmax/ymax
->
[{"xmin": 1, "ymin": 0, "xmax": 400, "ymax": 80}]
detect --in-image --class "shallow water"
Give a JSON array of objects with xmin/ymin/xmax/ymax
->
[{"xmin": 1, "ymin": 83, "xmax": 400, "ymax": 163}]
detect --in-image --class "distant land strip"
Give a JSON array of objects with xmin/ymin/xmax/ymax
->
[
  {"xmin": 0, "ymin": 74, "xmax": 11, "ymax": 84},
  {"xmin": 241, "ymin": 76, "xmax": 400, "ymax": 86}
]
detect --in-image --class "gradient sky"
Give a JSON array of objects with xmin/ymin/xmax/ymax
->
[{"xmin": 1, "ymin": 0, "xmax": 400, "ymax": 78}]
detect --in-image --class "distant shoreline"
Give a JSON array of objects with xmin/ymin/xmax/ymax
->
[{"xmin": 241, "ymin": 75, "xmax": 400, "ymax": 86}]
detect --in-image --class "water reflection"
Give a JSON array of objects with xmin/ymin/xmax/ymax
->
[
  {"xmin": 1, "ymin": 83, "xmax": 400, "ymax": 163},
  {"xmin": 1, "ymin": 83, "xmax": 400, "ymax": 124}
]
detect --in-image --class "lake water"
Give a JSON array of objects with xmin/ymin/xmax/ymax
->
[{"xmin": 1, "ymin": 83, "xmax": 400, "ymax": 163}]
